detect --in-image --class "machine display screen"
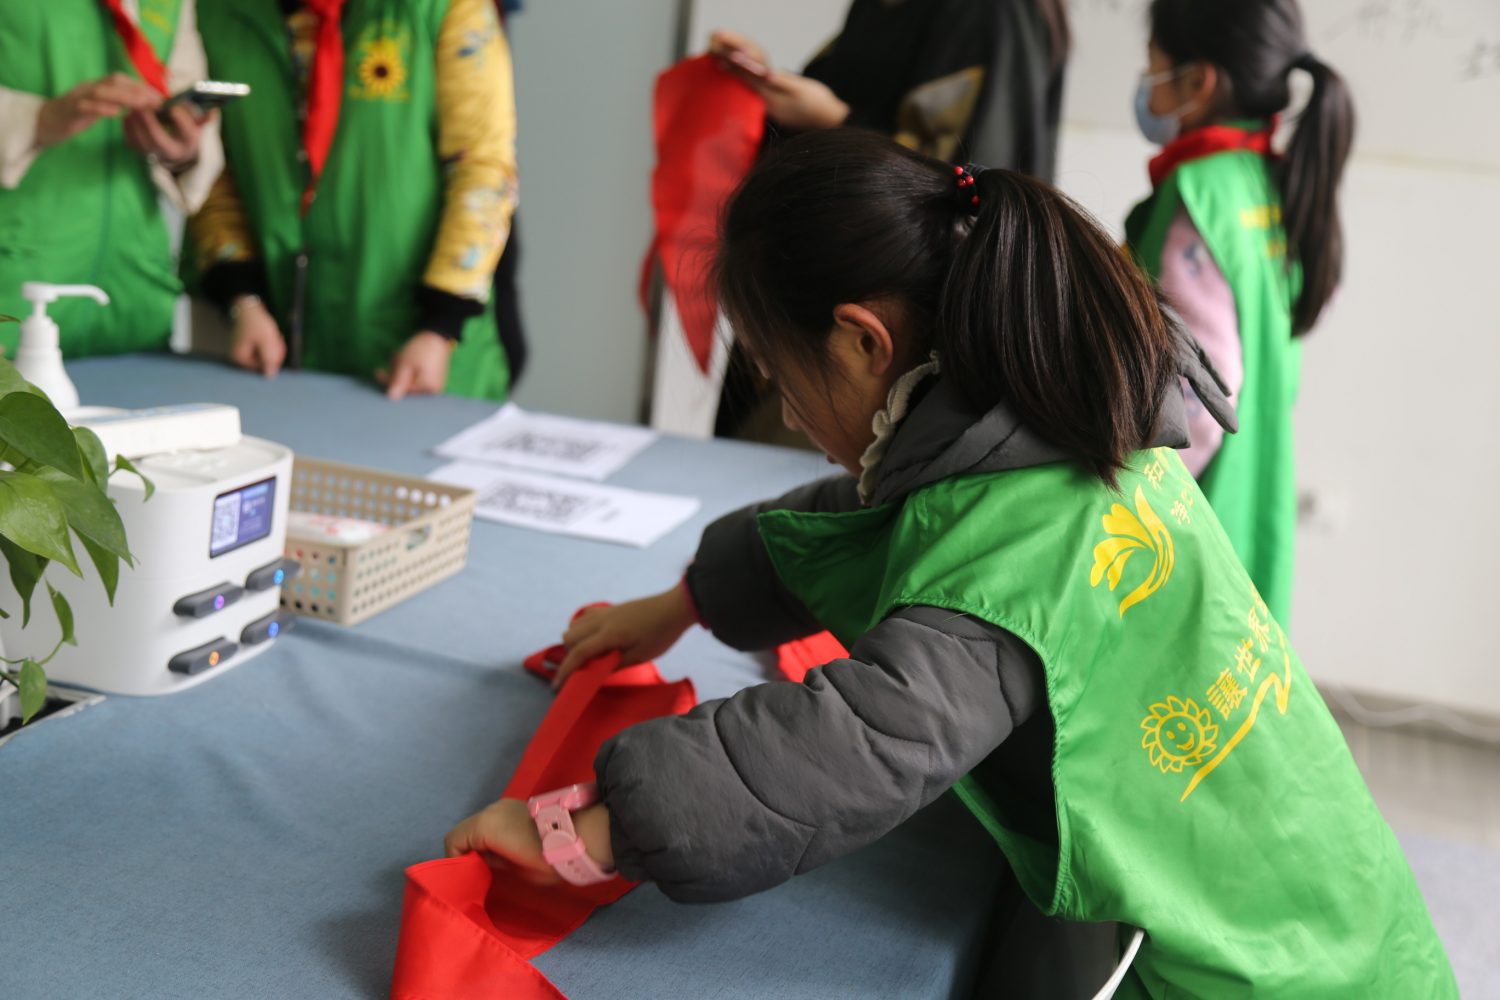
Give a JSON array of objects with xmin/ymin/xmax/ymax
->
[{"xmin": 210, "ymin": 478, "xmax": 276, "ymax": 558}]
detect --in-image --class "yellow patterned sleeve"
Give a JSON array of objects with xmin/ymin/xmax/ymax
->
[
  {"xmin": 423, "ymin": 0, "xmax": 519, "ymax": 300},
  {"xmin": 188, "ymin": 169, "xmax": 259, "ymax": 271}
]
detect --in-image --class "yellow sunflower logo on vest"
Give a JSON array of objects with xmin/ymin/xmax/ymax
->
[
  {"xmin": 1140, "ymin": 696, "xmax": 1219, "ymax": 773},
  {"xmin": 1090, "ymin": 486, "xmax": 1174, "ymax": 616},
  {"xmin": 349, "ymin": 24, "xmax": 412, "ymax": 103}
]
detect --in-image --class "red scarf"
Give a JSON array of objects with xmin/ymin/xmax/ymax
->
[
  {"xmin": 99, "ymin": 0, "xmax": 169, "ymax": 96},
  {"xmin": 301, "ymin": 0, "xmax": 347, "ymax": 212},
  {"xmin": 391, "ymin": 629, "xmax": 697, "ymax": 1000},
  {"xmin": 1148, "ymin": 119, "xmax": 1277, "ymax": 189},
  {"xmin": 641, "ymin": 55, "xmax": 766, "ymax": 373}
]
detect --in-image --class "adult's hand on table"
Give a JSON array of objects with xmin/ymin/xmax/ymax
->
[
  {"xmin": 228, "ymin": 296, "xmax": 287, "ymax": 377},
  {"xmin": 124, "ymin": 103, "xmax": 210, "ymax": 173},
  {"xmin": 377, "ymin": 331, "xmax": 453, "ymax": 400},
  {"xmin": 36, "ymin": 72, "xmax": 159, "ymax": 149},
  {"xmin": 553, "ymin": 588, "xmax": 697, "ymax": 691}
]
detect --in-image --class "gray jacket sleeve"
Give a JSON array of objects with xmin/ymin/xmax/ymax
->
[
  {"xmin": 684, "ymin": 474, "xmax": 861, "ymax": 651},
  {"xmin": 594, "ymin": 605, "xmax": 1044, "ymax": 903}
]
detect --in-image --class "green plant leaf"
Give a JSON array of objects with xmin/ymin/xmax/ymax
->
[
  {"xmin": 113, "ymin": 454, "xmax": 154, "ymax": 501},
  {"xmin": 0, "ymin": 471, "xmax": 79, "ymax": 574},
  {"xmin": 17, "ymin": 658, "xmax": 46, "ymax": 723},
  {"xmin": 0, "ymin": 606, "xmax": 9, "ymax": 619},
  {"xmin": 0, "ymin": 392, "xmax": 84, "ymax": 479},
  {"xmin": 34, "ymin": 468, "xmax": 131, "ymax": 564},
  {"xmin": 0, "ymin": 355, "xmax": 44, "ymax": 401},
  {"xmin": 0, "ymin": 535, "xmax": 45, "ymax": 627},
  {"xmin": 46, "ymin": 583, "xmax": 75, "ymax": 647},
  {"xmin": 72, "ymin": 427, "xmax": 109, "ymax": 486},
  {"xmin": 79, "ymin": 534, "xmax": 121, "ymax": 606}
]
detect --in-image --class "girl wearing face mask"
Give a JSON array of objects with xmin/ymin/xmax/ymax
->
[{"xmin": 1125, "ymin": 0, "xmax": 1355, "ymax": 625}]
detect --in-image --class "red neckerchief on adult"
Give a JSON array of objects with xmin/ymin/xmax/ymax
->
[
  {"xmin": 99, "ymin": 0, "xmax": 169, "ymax": 96},
  {"xmin": 391, "ymin": 617, "xmax": 697, "ymax": 1000},
  {"xmin": 1148, "ymin": 118, "xmax": 1277, "ymax": 189},
  {"xmin": 640, "ymin": 55, "xmax": 765, "ymax": 373},
  {"xmin": 300, "ymin": 0, "xmax": 346, "ymax": 213}
]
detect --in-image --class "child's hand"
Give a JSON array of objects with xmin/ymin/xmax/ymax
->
[
  {"xmin": 553, "ymin": 587, "xmax": 697, "ymax": 690},
  {"xmin": 443, "ymin": 798, "xmax": 558, "ymax": 884}
]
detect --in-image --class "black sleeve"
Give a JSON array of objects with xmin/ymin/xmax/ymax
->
[
  {"xmin": 200, "ymin": 260, "xmax": 271, "ymax": 317},
  {"xmin": 595, "ymin": 605, "xmax": 1044, "ymax": 903},
  {"xmin": 684, "ymin": 474, "xmax": 860, "ymax": 652},
  {"xmin": 416, "ymin": 284, "xmax": 485, "ymax": 341}
]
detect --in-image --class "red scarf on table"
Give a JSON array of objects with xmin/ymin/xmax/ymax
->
[
  {"xmin": 99, "ymin": 0, "xmax": 169, "ymax": 96},
  {"xmin": 390, "ymin": 622, "xmax": 851, "ymax": 998},
  {"xmin": 640, "ymin": 55, "xmax": 766, "ymax": 373},
  {"xmin": 1148, "ymin": 118, "xmax": 1277, "ymax": 189},
  {"xmin": 301, "ymin": 0, "xmax": 347, "ymax": 212},
  {"xmin": 391, "ymin": 633, "xmax": 697, "ymax": 999}
]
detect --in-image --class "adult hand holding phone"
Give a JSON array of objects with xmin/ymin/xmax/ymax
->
[
  {"xmin": 35, "ymin": 72, "xmax": 159, "ymax": 149},
  {"xmin": 123, "ymin": 101, "xmax": 211, "ymax": 173}
]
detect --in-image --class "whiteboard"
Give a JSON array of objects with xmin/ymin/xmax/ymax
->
[{"xmin": 1066, "ymin": 0, "xmax": 1500, "ymax": 171}]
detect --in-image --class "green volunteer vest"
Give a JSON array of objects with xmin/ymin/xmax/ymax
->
[
  {"xmin": 759, "ymin": 452, "xmax": 1454, "ymax": 998},
  {"xmin": 196, "ymin": 0, "xmax": 507, "ymax": 399},
  {"xmin": 1125, "ymin": 142, "xmax": 1300, "ymax": 624},
  {"xmin": 0, "ymin": 0, "xmax": 181, "ymax": 357}
]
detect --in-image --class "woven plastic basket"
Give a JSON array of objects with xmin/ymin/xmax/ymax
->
[{"xmin": 280, "ymin": 457, "xmax": 476, "ymax": 626}]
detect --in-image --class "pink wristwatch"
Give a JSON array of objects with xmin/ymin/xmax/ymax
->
[{"xmin": 527, "ymin": 782, "xmax": 616, "ymax": 886}]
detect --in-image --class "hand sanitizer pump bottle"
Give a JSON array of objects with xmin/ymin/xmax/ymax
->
[{"xmin": 13, "ymin": 282, "xmax": 110, "ymax": 413}]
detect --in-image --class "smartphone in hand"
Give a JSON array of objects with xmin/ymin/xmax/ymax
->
[{"xmin": 157, "ymin": 80, "xmax": 250, "ymax": 122}]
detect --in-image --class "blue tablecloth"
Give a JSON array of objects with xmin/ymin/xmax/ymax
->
[{"xmin": 3, "ymin": 356, "xmax": 1004, "ymax": 999}]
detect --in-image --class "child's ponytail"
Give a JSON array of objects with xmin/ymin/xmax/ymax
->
[
  {"xmin": 1150, "ymin": 0, "xmax": 1356, "ymax": 337},
  {"xmin": 939, "ymin": 169, "xmax": 1179, "ymax": 485},
  {"xmin": 1281, "ymin": 53, "xmax": 1355, "ymax": 334}
]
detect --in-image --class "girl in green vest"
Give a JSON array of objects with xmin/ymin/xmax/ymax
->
[
  {"xmin": 1125, "ymin": 0, "xmax": 1356, "ymax": 624},
  {"xmin": 445, "ymin": 130, "xmax": 1453, "ymax": 998}
]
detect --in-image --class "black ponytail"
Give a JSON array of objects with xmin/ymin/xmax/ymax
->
[
  {"xmin": 940, "ymin": 169, "xmax": 1178, "ymax": 483},
  {"xmin": 1281, "ymin": 53, "xmax": 1355, "ymax": 333},
  {"xmin": 717, "ymin": 130, "xmax": 1181, "ymax": 486},
  {"xmin": 1150, "ymin": 0, "xmax": 1356, "ymax": 336}
]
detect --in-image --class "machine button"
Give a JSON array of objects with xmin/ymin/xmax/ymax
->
[
  {"xmin": 246, "ymin": 558, "xmax": 300, "ymax": 592},
  {"xmin": 168, "ymin": 638, "xmax": 237, "ymax": 676},
  {"xmin": 173, "ymin": 582, "xmax": 244, "ymax": 618},
  {"xmin": 241, "ymin": 611, "xmax": 294, "ymax": 646}
]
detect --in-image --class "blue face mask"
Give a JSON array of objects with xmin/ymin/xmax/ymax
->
[{"xmin": 1134, "ymin": 69, "xmax": 1194, "ymax": 146}]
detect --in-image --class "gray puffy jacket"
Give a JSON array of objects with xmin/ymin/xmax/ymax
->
[{"xmin": 596, "ymin": 344, "xmax": 1235, "ymax": 904}]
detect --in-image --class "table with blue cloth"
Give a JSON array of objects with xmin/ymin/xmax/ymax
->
[{"xmin": 3, "ymin": 356, "xmax": 1006, "ymax": 999}]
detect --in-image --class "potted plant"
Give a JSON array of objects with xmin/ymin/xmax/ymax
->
[{"xmin": 0, "ymin": 352, "xmax": 147, "ymax": 732}]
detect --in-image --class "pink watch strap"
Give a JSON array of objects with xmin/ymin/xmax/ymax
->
[{"xmin": 527, "ymin": 782, "xmax": 616, "ymax": 886}]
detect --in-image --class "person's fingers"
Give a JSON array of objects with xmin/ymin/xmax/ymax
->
[
  {"xmin": 443, "ymin": 815, "xmax": 476, "ymax": 858},
  {"xmin": 261, "ymin": 332, "xmax": 286, "ymax": 377},
  {"xmin": 90, "ymin": 75, "xmax": 161, "ymax": 113},
  {"xmin": 169, "ymin": 103, "xmax": 203, "ymax": 142},
  {"xmin": 561, "ymin": 607, "xmax": 606, "ymax": 647},
  {"xmin": 373, "ymin": 367, "xmax": 391, "ymax": 386},
  {"xmin": 553, "ymin": 634, "xmax": 610, "ymax": 691},
  {"xmin": 385, "ymin": 360, "xmax": 416, "ymax": 400},
  {"xmin": 229, "ymin": 334, "xmax": 258, "ymax": 370},
  {"xmin": 74, "ymin": 98, "xmax": 123, "ymax": 120},
  {"xmin": 135, "ymin": 110, "xmax": 188, "ymax": 162}
]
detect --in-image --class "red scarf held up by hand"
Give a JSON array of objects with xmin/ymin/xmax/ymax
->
[
  {"xmin": 99, "ymin": 0, "xmax": 169, "ymax": 96},
  {"xmin": 301, "ymin": 0, "xmax": 347, "ymax": 212},
  {"xmin": 1148, "ymin": 119, "xmax": 1277, "ymax": 189}
]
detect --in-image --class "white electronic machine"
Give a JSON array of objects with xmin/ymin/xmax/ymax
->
[{"xmin": 0, "ymin": 284, "xmax": 299, "ymax": 695}]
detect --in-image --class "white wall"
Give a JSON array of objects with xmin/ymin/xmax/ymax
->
[{"xmin": 505, "ymin": 0, "xmax": 684, "ymax": 423}]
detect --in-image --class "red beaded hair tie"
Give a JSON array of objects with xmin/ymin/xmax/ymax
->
[{"xmin": 953, "ymin": 163, "xmax": 983, "ymax": 215}]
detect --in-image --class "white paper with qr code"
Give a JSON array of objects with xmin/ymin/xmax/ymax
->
[
  {"xmin": 427, "ymin": 463, "xmax": 699, "ymax": 547},
  {"xmin": 432, "ymin": 404, "xmax": 657, "ymax": 481}
]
